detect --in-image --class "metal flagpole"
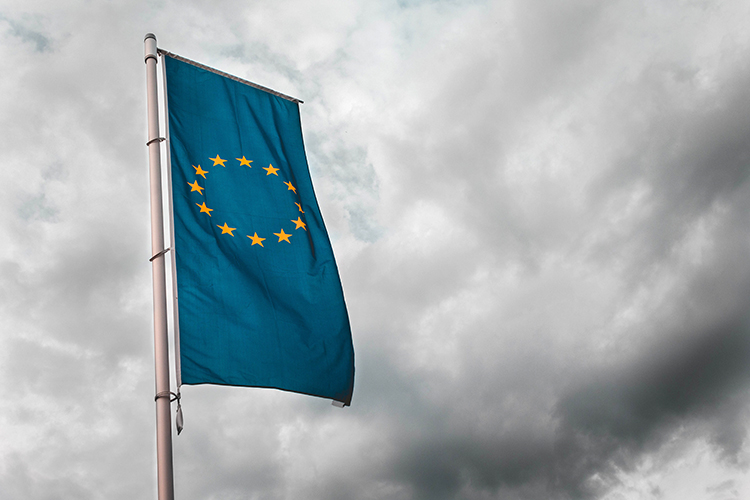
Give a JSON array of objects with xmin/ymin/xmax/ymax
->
[{"xmin": 144, "ymin": 33, "xmax": 175, "ymax": 500}]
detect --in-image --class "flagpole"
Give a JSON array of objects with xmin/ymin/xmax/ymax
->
[{"xmin": 144, "ymin": 33, "xmax": 175, "ymax": 500}]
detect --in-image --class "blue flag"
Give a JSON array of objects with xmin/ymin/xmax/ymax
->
[{"xmin": 164, "ymin": 53, "xmax": 354, "ymax": 405}]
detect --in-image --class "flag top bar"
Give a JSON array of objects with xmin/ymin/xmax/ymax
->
[{"xmin": 157, "ymin": 48, "xmax": 303, "ymax": 104}]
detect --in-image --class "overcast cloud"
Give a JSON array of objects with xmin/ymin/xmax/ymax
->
[{"xmin": 1, "ymin": 1, "xmax": 750, "ymax": 499}]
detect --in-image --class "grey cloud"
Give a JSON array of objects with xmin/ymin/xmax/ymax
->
[
  {"xmin": 391, "ymin": 432, "xmax": 554, "ymax": 500},
  {"xmin": 554, "ymin": 317, "xmax": 750, "ymax": 489},
  {"xmin": 306, "ymin": 140, "xmax": 382, "ymax": 242},
  {"xmin": 364, "ymin": 314, "xmax": 750, "ymax": 500},
  {"xmin": 0, "ymin": 455, "xmax": 93, "ymax": 500},
  {"xmin": 706, "ymin": 479, "xmax": 738, "ymax": 498},
  {"xmin": 560, "ymin": 320, "xmax": 750, "ymax": 437},
  {"xmin": 0, "ymin": 14, "xmax": 51, "ymax": 52},
  {"xmin": 585, "ymin": 67, "xmax": 750, "ymax": 264}
]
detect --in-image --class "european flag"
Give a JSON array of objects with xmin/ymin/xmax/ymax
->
[{"xmin": 164, "ymin": 53, "xmax": 354, "ymax": 405}]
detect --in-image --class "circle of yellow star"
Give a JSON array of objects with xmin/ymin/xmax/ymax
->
[
  {"xmin": 210, "ymin": 155, "xmax": 227, "ymax": 167},
  {"xmin": 291, "ymin": 217, "xmax": 307, "ymax": 231},
  {"xmin": 264, "ymin": 164, "xmax": 280, "ymax": 176},
  {"xmin": 196, "ymin": 201, "xmax": 213, "ymax": 216},
  {"xmin": 236, "ymin": 156, "xmax": 253, "ymax": 167},
  {"xmin": 247, "ymin": 232, "xmax": 266, "ymax": 247},
  {"xmin": 284, "ymin": 181, "xmax": 297, "ymax": 194},
  {"xmin": 274, "ymin": 228, "xmax": 292, "ymax": 243},
  {"xmin": 217, "ymin": 222, "xmax": 236, "ymax": 236},
  {"xmin": 193, "ymin": 164, "xmax": 208, "ymax": 179},
  {"xmin": 187, "ymin": 180, "xmax": 204, "ymax": 195}
]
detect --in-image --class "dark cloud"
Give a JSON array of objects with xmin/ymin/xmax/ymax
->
[
  {"xmin": 554, "ymin": 317, "xmax": 750, "ymax": 494},
  {"xmin": 358, "ymin": 314, "xmax": 750, "ymax": 500}
]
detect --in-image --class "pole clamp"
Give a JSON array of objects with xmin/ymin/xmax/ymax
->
[
  {"xmin": 149, "ymin": 247, "xmax": 170, "ymax": 262},
  {"xmin": 146, "ymin": 137, "xmax": 166, "ymax": 146},
  {"xmin": 155, "ymin": 391, "xmax": 185, "ymax": 435},
  {"xmin": 155, "ymin": 391, "xmax": 181, "ymax": 403}
]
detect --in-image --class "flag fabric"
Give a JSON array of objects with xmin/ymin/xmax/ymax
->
[{"xmin": 164, "ymin": 53, "xmax": 354, "ymax": 405}]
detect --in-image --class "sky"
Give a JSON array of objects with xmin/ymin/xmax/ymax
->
[{"xmin": 1, "ymin": 0, "xmax": 750, "ymax": 499}]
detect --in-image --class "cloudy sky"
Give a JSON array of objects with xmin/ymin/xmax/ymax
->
[{"xmin": 1, "ymin": 1, "xmax": 750, "ymax": 499}]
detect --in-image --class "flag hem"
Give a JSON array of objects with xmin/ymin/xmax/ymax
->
[
  {"xmin": 157, "ymin": 48, "xmax": 303, "ymax": 104},
  {"xmin": 180, "ymin": 381, "xmax": 351, "ymax": 406}
]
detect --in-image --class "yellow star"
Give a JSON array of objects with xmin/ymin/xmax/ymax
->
[
  {"xmin": 210, "ymin": 155, "xmax": 227, "ymax": 167},
  {"xmin": 247, "ymin": 232, "xmax": 266, "ymax": 247},
  {"xmin": 264, "ymin": 164, "xmax": 280, "ymax": 176},
  {"xmin": 284, "ymin": 181, "xmax": 297, "ymax": 194},
  {"xmin": 217, "ymin": 222, "xmax": 236, "ymax": 236},
  {"xmin": 187, "ymin": 180, "xmax": 204, "ymax": 195},
  {"xmin": 295, "ymin": 202, "xmax": 305, "ymax": 213},
  {"xmin": 193, "ymin": 165, "xmax": 208, "ymax": 179},
  {"xmin": 236, "ymin": 156, "xmax": 253, "ymax": 167},
  {"xmin": 196, "ymin": 201, "xmax": 213, "ymax": 216},
  {"xmin": 274, "ymin": 228, "xmax": 292, "ymax": 243},
  {"xmin": 291, "ymin": 217, "xmax": 307, "ymax": 231}
]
